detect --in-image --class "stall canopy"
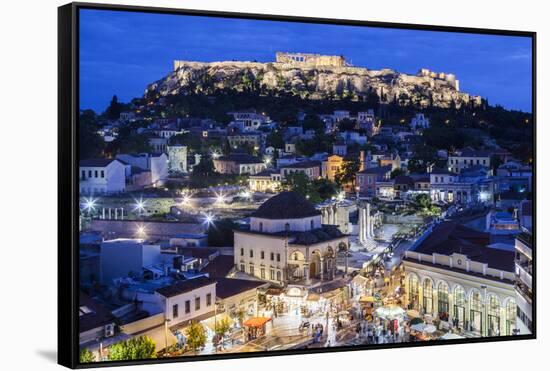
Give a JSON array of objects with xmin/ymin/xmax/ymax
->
[
  {"xmin": 243, "ymin": 317, "xmax": 271, "ymax": 328},
  {"xmin": 424, "ymin": 324, "xmax": 437, "ymax": 334},
  {"xmin": 359, "ymin": 295, "xmax": 376, "ymax": 303},
  {"xmin": 440, "ymin": 332, "xmax": 465, "ymax": 340},
  {"xmin": 406, "ymin": 310, "xmax": 421, "ymax": 318},
  {"xmin": 411, "ymin": 323, "xmax": 437, "ymax": 334},
  {"xmin": 375, "ymin": 305, "xmax": 405, "ymax": 319},
  {"xmin": 411, "ymin": 323, "xmax": 427, "ymax": 332},
  {"xmin": 306, "ymin": 293, "xmax": 321, "ymax": 302}
]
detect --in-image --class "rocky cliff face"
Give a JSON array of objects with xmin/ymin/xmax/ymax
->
[{"xmin": 145, "ymin": 61, "xmax": 481, "ymax": 108}]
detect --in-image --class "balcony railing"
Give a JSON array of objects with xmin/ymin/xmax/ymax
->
[
  {"xmin": 515, "ymin": 282, "xmax": 532, "ymax": 305},
  {"xmin": 517, "ymin": 231, "xmax": 533, "ymax": 249}
]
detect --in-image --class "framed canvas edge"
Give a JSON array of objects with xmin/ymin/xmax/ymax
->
[{"xmin": 57, "ymin": 2, "xmax": 537, "ymax": 369}]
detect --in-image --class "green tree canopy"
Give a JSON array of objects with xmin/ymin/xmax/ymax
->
[
  {"xmin": 79, "ymin": 348, "xmax": 95, "ymax": 363},
  {"xmin": 192, "ymin": 157, "xmax": 217, "ymax": 178},
  {"xmin": 79, "ymin": 110, "xmax": 105, "ymax": 159},
  {"xmin": 282, "ymin": 172, "xmax": 337, "ymax": 203},
  {"xmin": 302, "ymin": 113, "xmax": 325, "ymax": 133},
  {"xmin": 266, "ymin": 130, "xmax": 285, "ymax": 148},
  {"xmin": 335, "ymin": 159, "xmax": 360, "ymax": 187},
  {"xmin": 105, "ymin": 95, "xmax": 124, "ymax": 120},
  {"xmin": 390, "ymin": 168, "xmax": 406, "ymax": 179},
  {"xmin": 214, "ymin": 317, "xmax": 232, "ymax": 339},
  {"xmin": 169, "ymin": 133, "xmax": 202, "ymax": 152},
  {"xmin": 186, "ymin": 322, "xmax": 207, "ymax": 353},
  {"xmin": 108, "ymin": 336, "xmax": 156, "ymax": 361}
]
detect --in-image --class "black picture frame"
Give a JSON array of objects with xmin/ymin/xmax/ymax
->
[{"xmin": 58, "ymin": 2, "xmax": 536, "ymax": 369}]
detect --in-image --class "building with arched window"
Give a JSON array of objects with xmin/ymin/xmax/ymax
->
[
  {"xmin": 234, "ymin": 192, "xmax": 349, "ymax": 287},
  {"xmin": 403, "ymin": 222, "xmax": 517, "ymax": 337}
]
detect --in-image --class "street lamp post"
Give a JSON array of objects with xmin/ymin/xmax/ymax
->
[
  {"xmin": 214, "ymin": 301, "xmax": 218, "ymax": 353},
  {"xmin": 164, "ymin": 318, "xmax": 171, "ymax": 354}
]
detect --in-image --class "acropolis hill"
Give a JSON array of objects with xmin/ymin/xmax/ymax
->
[{"xmin": 145, "ymin": 52, "xmax": 481, "ymax": 108}]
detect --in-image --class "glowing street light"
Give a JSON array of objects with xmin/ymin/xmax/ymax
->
[
  {"xmin": 211, "ymin": 151, "xmax": 221, "ymax": 160},
  {"xmin": 181, "ymin": 194, "xmax": 191, "ymax": 206},
  {"xmin": 215, "ymin": 192, "xmax": 226, "ymax": 205},
  {"xmin": 180, "ymin": 190, "xmax": 192, "ymax": 207},
  {"xmin": 82, "ymin": 197, "xmax": 97, "ymax": 215},
  {"xmin": 136, "ymin": 224, "xmax": 146, "ymax": 238},
  {"xmin": 479, "ymin": 191, "xmax": 490, "ymax": 202},
  {"xmin": 133, "ymin": 197, "xmax": 147, "ymax": 216},
  {"xmin": 240, "ymin": 190, "xmax": 251, "ymax": 200},
  {"xmin": 203, "ymin": 213, "xmax": 215, "ymax": 226},
  {"xmin": 263, "ymin": 156, "xmax": 272, "ymax": 166}
]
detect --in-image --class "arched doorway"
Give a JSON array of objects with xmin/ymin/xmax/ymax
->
[
  {"xmin": 422, "ymin": 278, "xmax": 433, "ymax": 315},
  {"xmin": 453, "ymin": 286, "xmax": 466, "ymax": 328},
  {"xmin": 488, "ymin": 294, "xmax": 501, "ymax": 336},
  {"xmin": 437, "ymin": 282, "xmax": 449, "ymax": 321},
  {"xmin": 310, "ymin": 251, "xmax": 321, "ymax": 279},
  {"xmin": 309, "ymin": 262, "xmax": 316, "ymax": 278},
  {"xmin": 289, "ymin": 251, "xmax": 305, "ymax": 280},
  {"xmin": 408, "ymin": 274, "xmax": 419, "ymax": 309},
  {"xmin": 470, "ymin": 290, "xmax": 483, "ymax": 334}
]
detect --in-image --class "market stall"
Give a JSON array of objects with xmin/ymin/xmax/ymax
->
[{"xmin": 243, "ymin": 317, "xmax": 272, "ymax": 341}]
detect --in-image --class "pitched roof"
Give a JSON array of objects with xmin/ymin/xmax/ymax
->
[
  {"xmin": 201, "ymin": 255, "xmax": 235, "ymax": 278},
  {"xmin": 217, "ymin": 154, "xmax": 263, "ymax": 164},
  {"xmin": 251, "ymin": 191, "xmax": 321, "ymax": 219},
  {"xmin": 357, "ymin": 165, "xmax": 392, "ymax": 175},
  {"xmin": 79, "ymin": 292, "xmax": 115, "ymax": 333},
  {"xmin": 413, "ymin": 222, "xmax": 515, "ymax": 272},
  {"xmin": 430, "ymin": 168, "xmax": 455, "ymax": 175},
  {"xmin": 280, "ymin": 160, "xmax": 321, "ymax": 169},
  {"xmin": 80, "ymin": 158, "xmax": 120, "ymax": 167},
  {"xmin": 156, "ymin": 277, "xmax": 215, "ymax": 298},
  {"xmin": 454, "ymin": 149, "xmax": 492, "ymax": 157},
  {"xmin": 289, "ymin": 225, "xmax": 345, "ymax": 245},
  {"xmin": 215, "ymin": 278, "xmax": 265, "ymax": 299},
  {"xmin": 176, "ymin": 247, "xmax": 218, "ymax": 259},
  {"xmin": 394, "ymin": 175, "xmax": 415, "ymax": 186}
]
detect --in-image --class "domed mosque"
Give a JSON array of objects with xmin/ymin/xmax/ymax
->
[{"xmin": 234, "ymin": 191, "xmax": 349, "ymax": 286}]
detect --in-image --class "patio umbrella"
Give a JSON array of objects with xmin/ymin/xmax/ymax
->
[
  {"xmin": 440, "ymin": 332, "xmax": 464, "ymax": 340},
  {"xmin": 375, "ymin": 305, "xmax": 405, "ymax": 320},
  {"xmin": 410, "ymin": 323, "xmax": 426, "ymax": 332},
  {"xmin": 423, "ymin": 324, "xmax": 437, "ymax": 334}
]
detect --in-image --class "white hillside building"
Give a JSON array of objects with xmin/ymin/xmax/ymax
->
[{"xmin": 79, "ymin": 158, "xmax": 126, "ymax": 195}]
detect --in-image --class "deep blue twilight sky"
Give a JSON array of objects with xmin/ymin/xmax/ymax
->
[{"xmin": 80, "ymin": 9, "xmax": 533, "ymax": 113}]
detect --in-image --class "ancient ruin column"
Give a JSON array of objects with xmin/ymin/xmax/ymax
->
[
  {"xmin": 358, "ymin": 205, "xmax": 364, "ymax": 244},
  {"xmin": 370, "ymin": 212, "xmax": 375, "ymax": 238},
  {"xmin": 320, "ymin": 257, "xmax": 325, "ymax": 281},
  {"xmin": 361, "ymin": 206, "xmax": 368, "ymax": 243},
  {"xmin": 304, "ymin": 262, "xmax": 310, "ymax": 284},
  {"xmin": 366, "ymin": 203, "xmax": 372, "ymax": 239}
]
